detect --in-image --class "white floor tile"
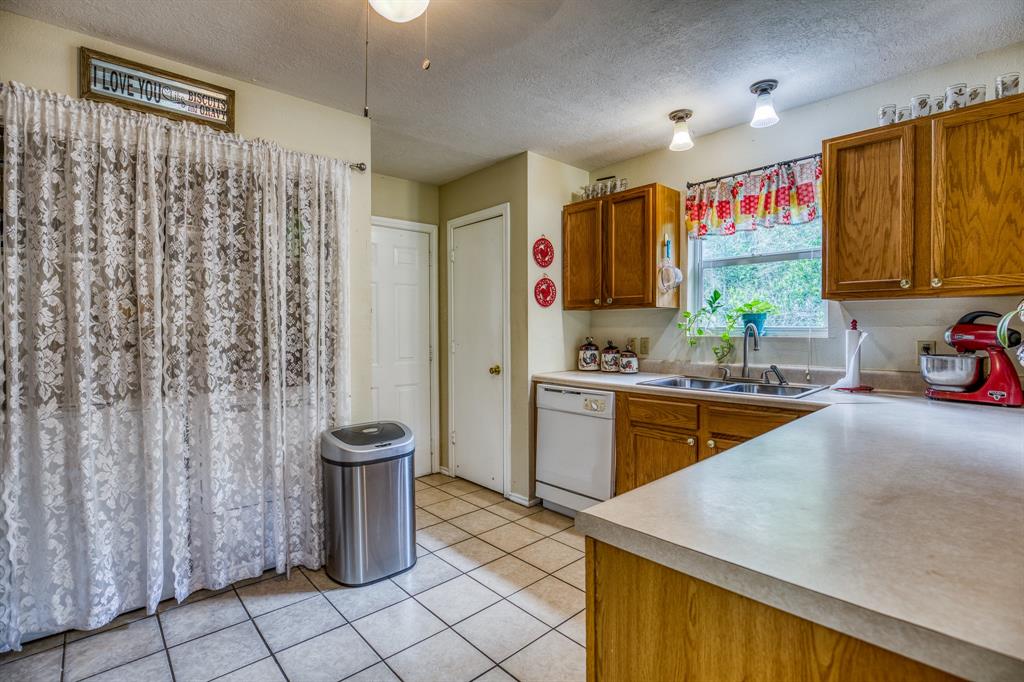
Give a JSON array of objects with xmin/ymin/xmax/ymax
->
[
  {"xmin": 513, "ymin": 538, "xmax": 583, "ymax": 574},
  {"xmin": 253, "ymin": 595, "xmax": 345, "ymax": 652},
  {"xmin": 324, "ymin": 579, "xmax": 408, "ymax": 621},
  {"xmin": 351, "ymin": 599, "xmax": 446, "ymax": 659},
  {"xmin": 556, "ymin": 610, "xmax": 586, "ymax": 646},
  {"xmin": 501, "ymin": 630, "xmax": 585, "ymax": 682},
  {"xmin": 276, "ymin": 625, "xmax": 379, "ymax": 682},
  {"xmin": 434, "ymin": 538, "xmax": 505, "ymax": 572},
  {"xmin": 159, "ymin": 590, "xmax": 248, "ymax": 647},
  {"xmin": 215, "ymin": 657, "xmax": 286, "ymax": 682},
  {"xmin": 390, "ymin": 555, "xmax": 461, "ymax": 595},
  {"xmin": 167, "ymin": 621, "xmax": 268, "ymax": 682},
  {"xmin": 64, "ymin": 617, "xmax": 164, "ymax": 682},
  {"xmin": 507, "ymin": 576, "xmax": 585, "ymax": 628},
  {"xmin": 235, "ymin": 571, "xmax": 319, "ymax": 617},
  {"xmin": 453, "ymin": 600, "xmax": 549, "ymax": 663},
  {"xmin": 385, "ymin": 629, "xmax": 492, "ymax": 682},
  {"xmin": 415, "ymin": 575, "xmax": 500, "ymax": 625},
  {"xmin": 86, "ymin": 652, "xmax": 172, "ymax": 682},
  {"xmin": 343, "ymin": 661, "xmax": 400, "ymax": 681},
  {"xmin": 0, "ymin": 647, "xmax": 63, "ymax": 682},
  {"xmin": 468, "ymin": 556, "xmax": 545, "ymax": 597}
]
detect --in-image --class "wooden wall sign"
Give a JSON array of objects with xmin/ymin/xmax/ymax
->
[{"xmin": 78, "ymin": 47, "xmax": 235, "ymax": 132}]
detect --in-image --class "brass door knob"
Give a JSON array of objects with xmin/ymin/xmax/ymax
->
[
  {"xmin": 930, "ymin": 278, "xmax": 943, "ymax": 288},
  {"xmin": 593, "ymin": 298, "xmax": 600, "ymax": 305},
  {"xmin": 899, "ymin": 279, "xmax": 911, "ymax": 289},
  {"xmin": 706, "ymin": 439, "xmax": 716, "ymax": 450},
  {"xmin": 686, "ymin": 437, "xmax": 695, "ymax": 446},
  {"xmin": 489, "ymin": 364, "xmax": 502, "ymax": 375}
]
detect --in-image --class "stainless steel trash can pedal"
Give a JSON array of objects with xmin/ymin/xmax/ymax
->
[{"xmin": 321, "ymin": 421, "xmax": 416, "ymax": 586}]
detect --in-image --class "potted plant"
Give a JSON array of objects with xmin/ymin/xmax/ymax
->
[
  {"xmin": 996, "ymin": 298, "xmax": 1024, "ymax": 364},
  {"xmin": 678, "ymin": 290, "xmax": 739, "ymax": 364},
  {"xmin": 733, "ymin": 299, "xmax": 777, "ymax": 336}
]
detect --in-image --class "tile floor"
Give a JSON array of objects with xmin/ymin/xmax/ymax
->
[{"xmin": 0, "ymin": 474, "xmax": 586, "ymax": 682}]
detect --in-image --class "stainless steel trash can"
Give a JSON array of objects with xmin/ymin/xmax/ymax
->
[{"xmin": 321, "ymin": 421, "xmax": 416, "ymax": 586}]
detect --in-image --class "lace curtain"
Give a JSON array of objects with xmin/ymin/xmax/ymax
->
[
  {"xmin": 0, "ymin": 82, "xmax": 351, "ymax": 649},
  {"xmin": 685, "ymin": 155, "xmax": 822, "ymax": 238}
]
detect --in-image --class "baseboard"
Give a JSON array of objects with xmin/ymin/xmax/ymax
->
[{"xmin": 506, "ymin": 492, "xmax": 541, "ymax": 507}]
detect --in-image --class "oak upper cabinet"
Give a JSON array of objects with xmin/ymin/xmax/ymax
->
[
  {"xmin": 562, "ymin": 183, "xmax": 680, "ymax": 310},
  {"xmin": 931, "ymin": 99, "xmax": 1024, "ymax": 290},
  {"xmin": 823, "ymin": 125, "xmax": 915, "ymax": 296},
  {"xmin": 822, "ymin": 92, "xmax": 1024, "ymax": 299},
  {"xmin": 562, "ymin": 199, "xmax": 604, "ymax": 308}
]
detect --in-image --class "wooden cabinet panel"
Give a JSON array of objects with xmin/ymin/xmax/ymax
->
[
  {"xmin": 604, "ymin": 187, "xmax": 654, "ymax": 306},
  {"xmin": 931, "ymin": 100, "xmax": 1024, "ymax": 290},
  {"xmin": 823, "ymin": 125, "xmax": 915, "ymax": 296},
  {"xmin": 700, "ymin": 435, "xmax": 744, "ymax": 460},
  {"xmin": 704, "ymin": 403, "xmax": 801, "ymax": 441},
  {"xmin": 632, "ymin": 427, "xmax": 699, "ymax": 489},
  {"xmin": 624, "ymin": 395, "xmax": 699, "ymax": 431},
  {"xmin": 562, "ymin": 199, "xmax": 603, "ymax": 309}
]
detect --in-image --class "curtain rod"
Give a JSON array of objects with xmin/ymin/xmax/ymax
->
[
  {"xmin": 687, "ymin": 152, "xmax": 820, "ymax": 189},
  {"xmin": 350, "ymin": 162, "xmax": 367, "ymax": 172}
]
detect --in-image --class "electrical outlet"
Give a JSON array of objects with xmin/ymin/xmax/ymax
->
[
  {"xmin": 917, "ymin": 340, "xmax": 936, "ymax": 356},
  {"xmin": 639, "ymin": 337, "xmax": 651, "ymax": 356}
]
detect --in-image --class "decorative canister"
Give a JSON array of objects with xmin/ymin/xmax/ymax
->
[
  {"xmin": 944, "ymin": 83, "xmax": 967, "ymax": 110},
  {"xmin": 600, "ymin": 340, "xmax": 620, "ymax": 373},
  {"xmin": 995, "ymin": 72, "xmax": 1020, "ymax": 98},
  {"xmin": 619, "ymin": 344, "xmax": 639, "ymax": 374},
  {"xmin": 910, "ymin": 94, "xmax": 930, "ymax": 118},
  {"xmin": 877, "ymin": 104, "xmax": 896, "ymax": 126},
  {"xmin": 577, "ymin": 337, "xmax": 600, "ymax": 371}
]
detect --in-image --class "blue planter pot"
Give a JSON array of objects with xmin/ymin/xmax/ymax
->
[{"xmin": 741, "ymin": 313, "xmax": 768, "ymax": 336}]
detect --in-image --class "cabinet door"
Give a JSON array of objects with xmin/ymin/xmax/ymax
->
[
  {"xmin": 562, "ymin": 199, "xmax": 603, "ymax": 309},
  {"xmin": 823, "ymin": 125, "xmax": 915, "ymax": 296},
  {"xmin": 604, "ymin": 186, "xmax": 654, "ymax": 306},
  {"xmin": 931, "ymin": 98, "xmax": 1024, "ymax": 292},
  {"xmin": 631, "ymin": 427, "xmax": 699, "ymax": 489}
]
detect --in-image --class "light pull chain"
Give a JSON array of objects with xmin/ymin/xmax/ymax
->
[{"xmin": 421, "ymin": 8, "xmax": 431, "ymax": 70}]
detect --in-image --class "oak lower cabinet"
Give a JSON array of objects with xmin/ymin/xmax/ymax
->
[
  {"xmin": 615, "ymin": 391, "xmax": 808, "ymax": 494},
  {"xmin": 822, "ymin": 92, "xmax": 1024, "ymax": 299},
  {"xmin": 562, "ymin": 183, "xmax": 681, "ymax": 311}
]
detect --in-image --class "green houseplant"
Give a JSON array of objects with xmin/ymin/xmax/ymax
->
[
  {"xmin": 678, "ymin": 290, "xmax": 739, "ymax": 364},
  {"xmin": 733, "ymin": 299, "xmax": 777, "ymax": 336}
]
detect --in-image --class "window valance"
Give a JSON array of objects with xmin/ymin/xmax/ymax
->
[{"xmin": 685, "ymin": 155, "xmax": 822, "ymax": 239}]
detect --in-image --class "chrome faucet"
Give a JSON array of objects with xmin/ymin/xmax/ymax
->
[{"xmin": 741, "ymin": 322, "xmax": 760, "ymax": 378}]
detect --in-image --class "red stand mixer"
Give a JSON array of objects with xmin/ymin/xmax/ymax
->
[{"xmin": 920, "ymin": 311, "xmax": 1023, "ymax": 407}]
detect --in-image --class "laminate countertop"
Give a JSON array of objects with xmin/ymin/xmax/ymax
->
[{"xmin": 534, "ymin": 371, "xmax": 1024, "ymax": 681}]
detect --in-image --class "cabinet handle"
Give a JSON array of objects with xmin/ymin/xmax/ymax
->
[
  {"xmin": 606, "ymin": 297, "xmax": 613, "ymax": 304},
  {"xmin": 899, "ymin": 279, "xmax": 911, "ymax": 289},
  {"xmin": 706, "ymin": 439, "xmax": 716, "ymax": 450},
  {"xmin": 930, "ymin": 278, "xmax": 942, "ymax": 288},
  {"xmin": 593, "ymin": 298, "xmax": 600, "ymax": 305},
  {"xmin": 686, "ymin": 437, "xmax": 695, "ymax": 446}
]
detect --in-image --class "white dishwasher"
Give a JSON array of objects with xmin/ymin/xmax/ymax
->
[{"xmin": 535, "ymin": 384, "xmax": 615, "ymax": 515}]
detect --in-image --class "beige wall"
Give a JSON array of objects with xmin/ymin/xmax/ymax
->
[
  {"xmin": 0, "ymin": 11, "xmax": 376, "ymax": 416},
  {"xmin": 589, "ymin": 43, "xmax": 1024, "ymax": 374},
  {"xmin": 371, "ymin": 173, "xmax": 439, "ymax": 225}
]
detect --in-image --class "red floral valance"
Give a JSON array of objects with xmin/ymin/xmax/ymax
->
[{"xmin": 685, "ymin": 156, "xmax": 822, "ymax": 239}]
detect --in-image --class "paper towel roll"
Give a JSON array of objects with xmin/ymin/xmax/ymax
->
[{"xmin": 832, "ymin": 327, "xmax": 868, "ymax": 389}]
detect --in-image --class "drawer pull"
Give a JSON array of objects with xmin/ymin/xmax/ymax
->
[
  {"xmin": 899, "ymin": 279, "xmax": 911, "ymax": 289},
  {"xmin": 706, "ymin": 439, "xmax": 716, "ymax": 449}
]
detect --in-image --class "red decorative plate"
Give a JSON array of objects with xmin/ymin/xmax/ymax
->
[
  {"xmin": 533, "ymin": 236, "xmax": 554, "ymax": 267},
  {"xmin": 534, "ymin": 275, "xmax": 557, "ymax": 307}
]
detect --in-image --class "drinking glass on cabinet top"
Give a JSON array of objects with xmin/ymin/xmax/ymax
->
[
  {"xmin": 966, "ymin": 84, "xmax": 986, "ymax": 106},
  {"xmin": 895, "ymin": 106, "xmax": 912, "ymax": 123},
  {"xmin": 995, "ymin": 72, "xmax": 1020, "ymax": 98},
  {"xmin": 944, "ymin": 83, "xmax": 967, "ymax": 110},
  {"xmin": 878, "ymin": 104, "xmax": 896, "ymax": 126},
  {"xmin": 910, "ymin": 94, "xmax": 931, "ymax": 118},
  {"xmin": 931, "ymin": 96, "xmax": 945, "ymax": 114}
]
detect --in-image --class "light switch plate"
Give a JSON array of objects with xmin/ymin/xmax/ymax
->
[
  {"xmin": 917, "ymin": 340, "xmax": 936, "ymax": 356},
  {"xmin": 639, "ymin": 337, "xmax": 650, "ymax": 355}
]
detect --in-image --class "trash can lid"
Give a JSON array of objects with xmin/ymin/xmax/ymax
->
[{"xmin": 321, "ymin": 420, "xmax": 414, "ymax": 465}]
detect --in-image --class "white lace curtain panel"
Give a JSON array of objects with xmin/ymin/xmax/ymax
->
[{"xmin": 0, "ymin": 82, "xmax": 351, "ymax": 650}]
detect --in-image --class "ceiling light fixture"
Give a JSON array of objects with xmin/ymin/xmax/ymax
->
[
  {"xmin": 749, "ymin": 79, "xmax": 780, "ymax": 128},
  {"xmin": 369, "ymin": 0, "xmax": 429, "ymax": 23},
  {"xmin": 668, "ymin": 109, "xmax": 695, "ymax": 151}
]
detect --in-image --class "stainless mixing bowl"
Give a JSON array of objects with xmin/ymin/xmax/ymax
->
[{"xmin": 919, "ymin": 353, "xmax": 984, "ymax": 392}]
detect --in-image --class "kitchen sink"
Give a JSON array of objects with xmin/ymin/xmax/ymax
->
[
  {"xmin": 716, "ymin": 383, "xmax": 827, "ymax": 399},
  {"xmin": 638, "ymin": 375, "xmax": 828, "ymax": 399},
  {"xmin": 639, "ymin": 376, "xmax": 734, "ymax": 390}
]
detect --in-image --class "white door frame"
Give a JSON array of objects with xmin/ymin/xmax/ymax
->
[
  {"xmin": 371, "ymin": 215, "xmax": 440, "ymax": 474},
  {"xmin": 446, "ymin": 203, "xmax": 512, "ymax": 497}
]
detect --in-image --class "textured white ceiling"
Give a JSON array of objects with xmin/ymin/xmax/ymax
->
[{"xmin": 3, "ymin": 0, "xmax": 1023, "ymax": 184}]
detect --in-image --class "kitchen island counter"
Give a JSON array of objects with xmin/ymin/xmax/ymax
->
[{"xmin": 536, "ymin": 371, "xmax": 1024, "ymax": 681}]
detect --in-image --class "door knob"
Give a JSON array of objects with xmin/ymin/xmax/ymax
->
[
  {"xmin": 899, "ymin": 279, "xmax": 911, "ymax": 289},
  {"xmin": 606, "ymin": 297, "xmax": 613, "ymax": 304},
  {"xmin": 706, "ymin": 439, "xmax": 716, "ymax": 450},
  {"xmin": 686, "ymin": 437, "xmax": 695, "ymax": 446},
  {"xmin": 930, "ymin": 278, "xmax": 942, "ymax": 288},
  {"xmin": 489, "ymin": 364, "xmax": 502, "ymax": 375},
  {"xmin": 593, "ymin": 298, "xmax": 600, "ymax": 305}
]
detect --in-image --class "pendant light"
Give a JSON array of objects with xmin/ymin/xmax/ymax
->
[
  {"xmin": 668, "ymin": 109, "xmax": 694, "ymax": 151},
  {"xmin": 369, "ymin": 0, "xmax": 429, "ymax": 23},
  {"xmin": 749, "ymin": 79, "xmax": 780, "ymax": 128}
]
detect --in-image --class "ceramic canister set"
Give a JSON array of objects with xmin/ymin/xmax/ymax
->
[
  {"xmin": 578, "ymin": 337, "xmax": 638, "ymax": 374},
  {"xmin": 878, "ymin": 72, "xmax": 1019, "ymax": 125}
]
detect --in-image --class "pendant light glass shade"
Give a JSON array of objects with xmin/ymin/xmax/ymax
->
[
  {"xmin": 668, "ymin": 109, "xmax": 694, "ymax": 151},
  {"xmin": 369, "ymin": 0, "xmax": 429, "ymax": 23},
  {"xmin": 749, "ymin": 79, "xmax": 780, "ymax": 128}
]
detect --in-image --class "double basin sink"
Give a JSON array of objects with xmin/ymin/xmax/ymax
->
[{"xmin": 638, "ymin": 375, "xmax": 828, "ymax": 399}]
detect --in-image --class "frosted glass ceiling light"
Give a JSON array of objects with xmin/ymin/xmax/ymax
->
[
  {"xmin": 668, "ymin": 109, "xmax": 694, "ymax": 151},
  {"xmin": 749, "ymin": 79, "xmax": 780, "ymax": 128},
  {"xmin": 369, "ymin": 0, "xmax": 429, "ymax": 23}
]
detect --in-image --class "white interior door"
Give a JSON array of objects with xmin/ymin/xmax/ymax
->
[
  {"xmin": 371, "ymin": 223, "xmax": 433, "ymax": 477},
  {"xmin": 450, "ymin": 213, "xmax": 507, "ymax": 493}
]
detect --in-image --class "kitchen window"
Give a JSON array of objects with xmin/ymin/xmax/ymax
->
[{"xmin": 693, "ymin": 217, "xmax": 828, "ymax": 332}]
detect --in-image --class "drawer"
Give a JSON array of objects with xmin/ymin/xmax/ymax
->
[
  {"xmin": 626, "ymin": 395, "xmax": 699, "ymax": 431},
  {"xmin": 704, "ymin": 403, "xmax": 801, "ymax": 440}
]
